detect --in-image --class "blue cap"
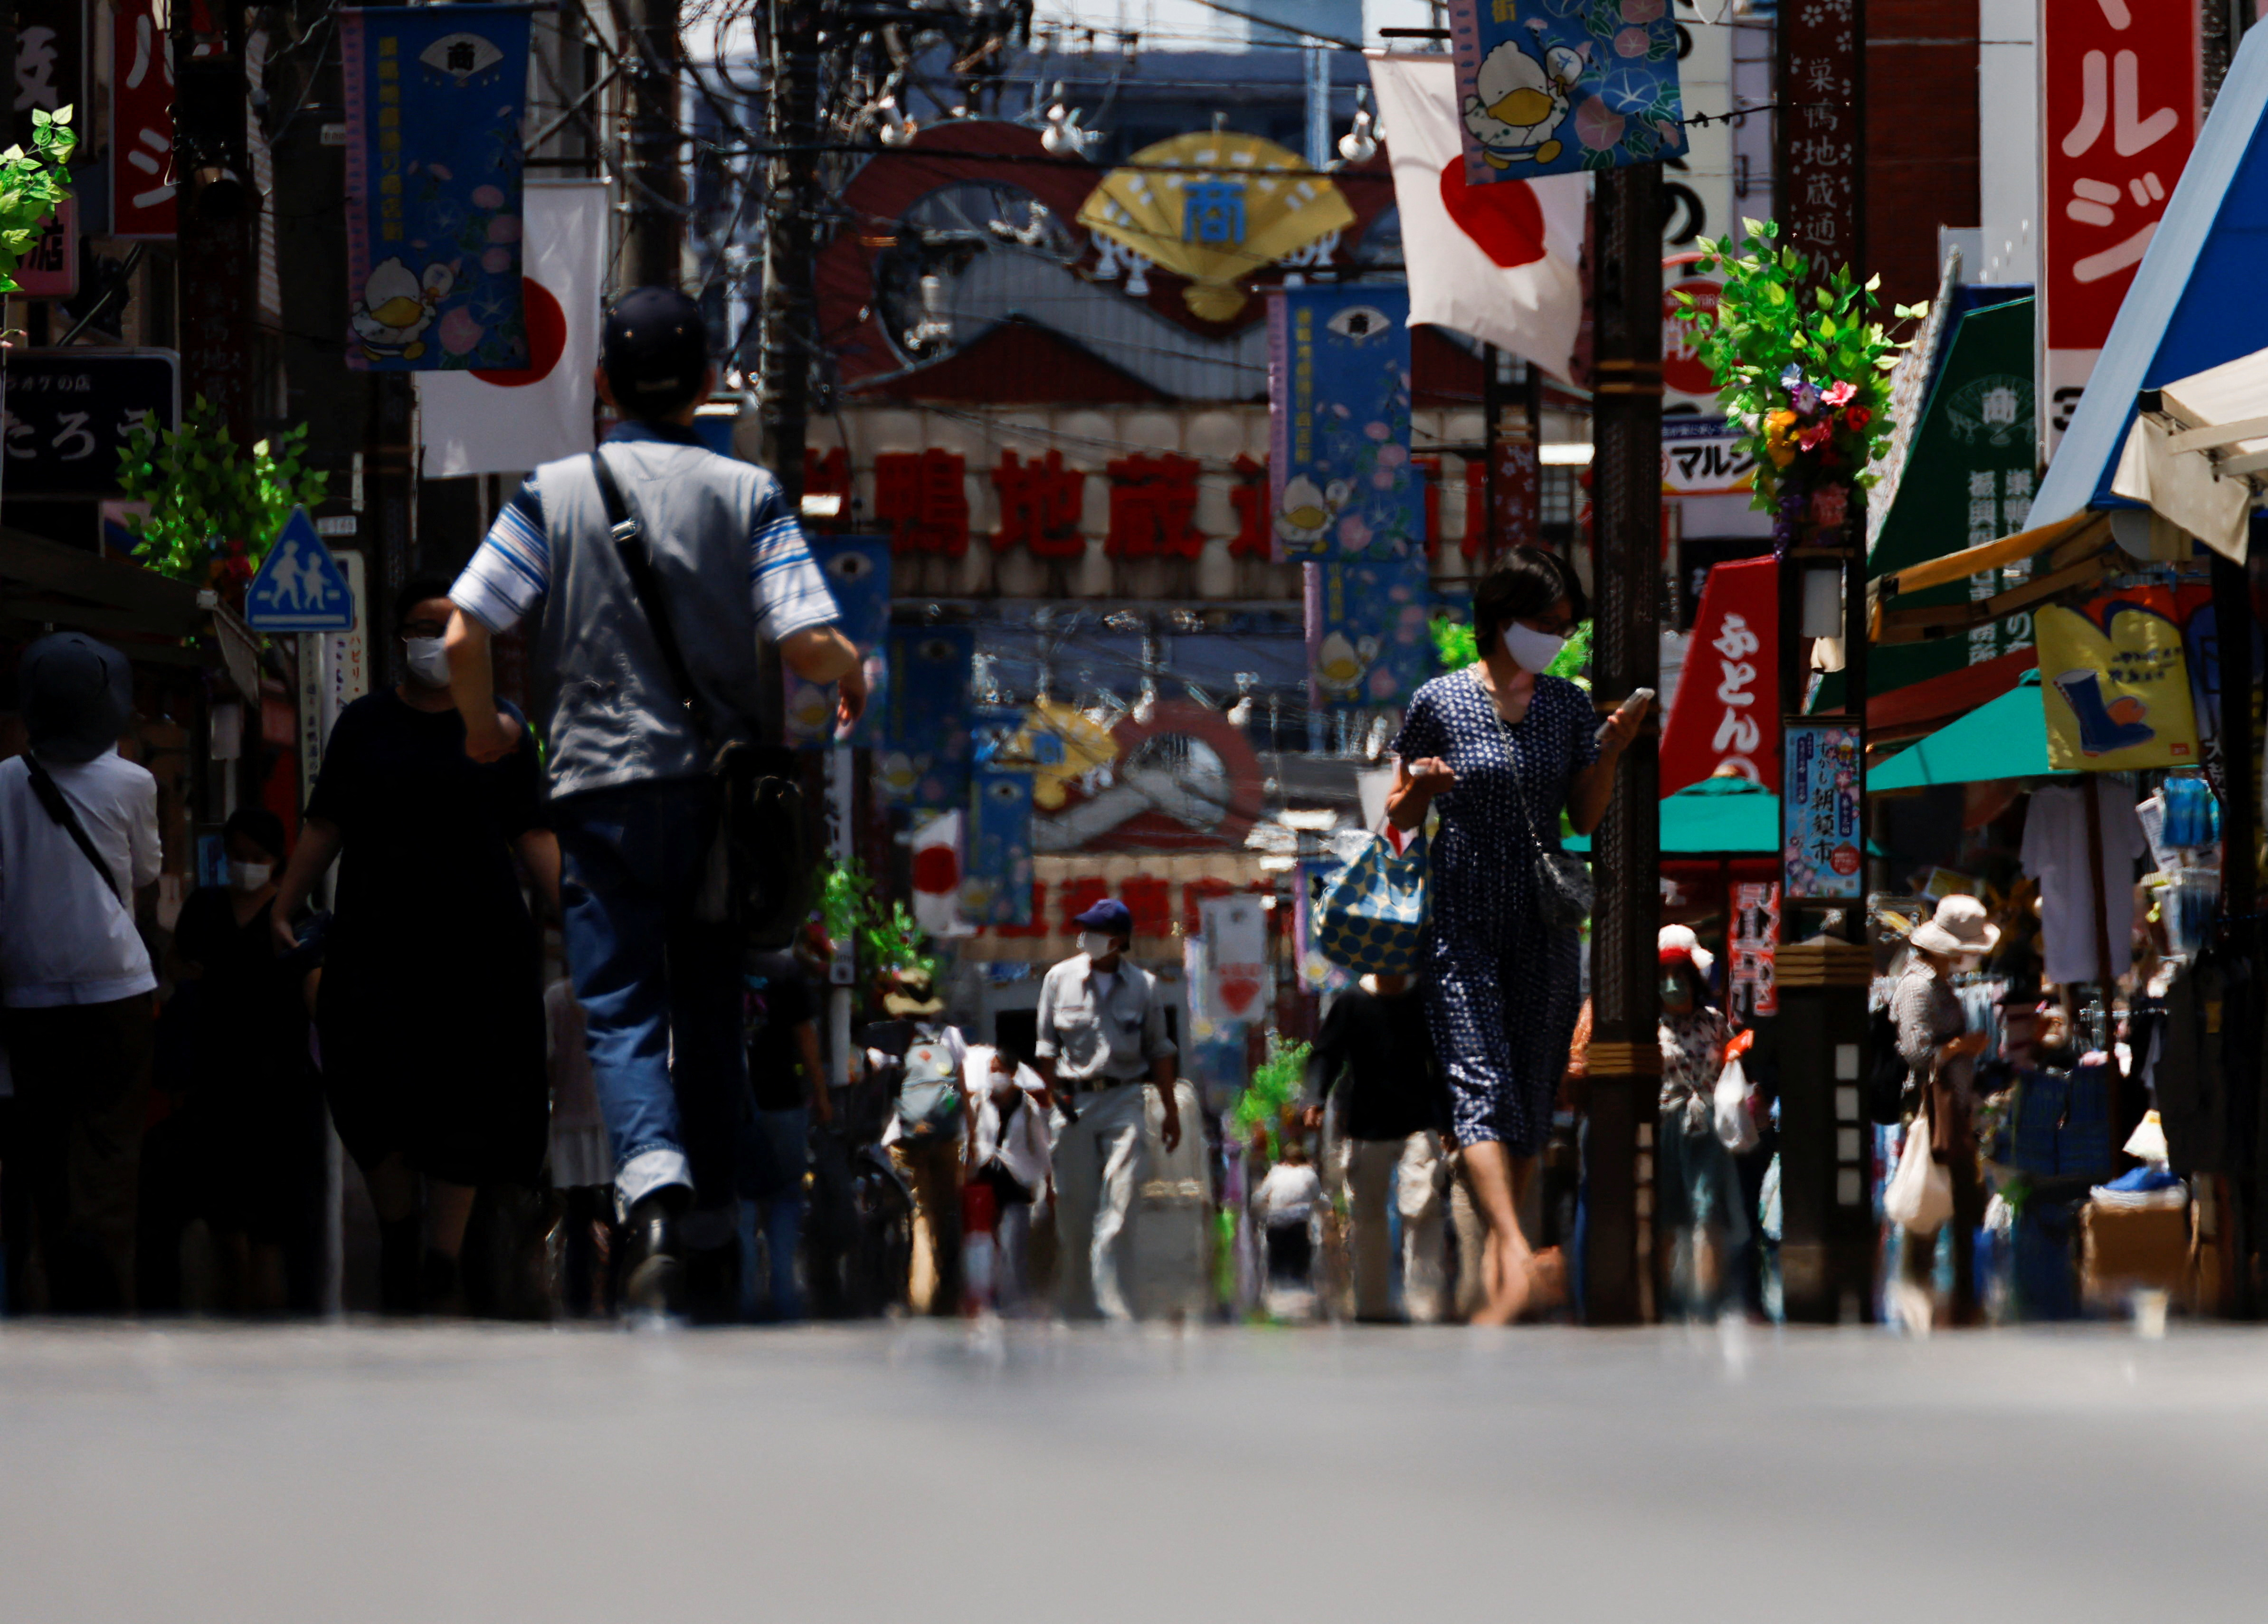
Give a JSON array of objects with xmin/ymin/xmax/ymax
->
[{"xmin": 1072, "ymin": 897, "xmax": 1133, "ymax": 934}]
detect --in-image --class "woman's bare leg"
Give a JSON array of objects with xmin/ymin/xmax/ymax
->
[{"xmin": 1461, "ymin": 1141, "xmax": 1532, "ymax": 1325}]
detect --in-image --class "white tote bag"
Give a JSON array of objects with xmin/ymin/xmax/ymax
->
[
  {"xmin": 1883, "ymin": 1117, "xmax": 1953, "ymax": 1235},
  {"xmin": 1713, "ymin": 1055, "xmax": 1759, "ymax": 1154}
]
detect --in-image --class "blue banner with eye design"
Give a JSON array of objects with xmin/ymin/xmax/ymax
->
[
  {"xmin": 785, "ymin": 537, "xmax": 891, "ymax": 748},
  {"xmin": 340, "ymin": 5, "xmax": 535, "ymax": 369},
  {"xmin": 1267, "ymin": 283, "xmax": 1419, "ymax": 561},
  {"xmin": 879, "ymin": 625, "xmax": 974, "ymax": 809},
  {"xmin": 1446, "ymin": 0, "xmax": 1689, "ymax": 182},
  {"xmin": 964, "ymin": 767, "xmax": 1035, "ymax": 927}
]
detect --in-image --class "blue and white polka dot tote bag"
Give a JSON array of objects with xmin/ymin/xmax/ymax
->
[{"xmin": 1315, "ymin": 830, "xmax": 1430, "ymax": 975}]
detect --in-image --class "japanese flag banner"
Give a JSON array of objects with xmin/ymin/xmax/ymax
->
[
  {"xmin": 415, "ymin": 180, "xmax": 603, "ymax": 475},
  {"xmin": 1658, "ymin": 555, "xmax": 1777, "ymax": 795},
  {"xmin": 1365, "ymin": 53, "xmax": 1585, "ymax": 379}
]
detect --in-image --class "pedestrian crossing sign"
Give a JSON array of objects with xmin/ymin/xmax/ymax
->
[{"xmin": 245, "ymin": 507, "xmax": 358, "ymax": 631}]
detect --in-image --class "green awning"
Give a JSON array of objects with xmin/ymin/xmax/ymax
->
[
  {"xmin": 1566, "ymin": 775, "xmax": 1779, "ymax": 854},
  {"xmin": 1865, "ymin": 670, "xmax": 2050, "ymax": 790}
]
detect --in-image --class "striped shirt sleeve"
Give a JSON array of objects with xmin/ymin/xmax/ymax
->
[
  {"xmin": 452, "ymin": 480, "xmax": 550, "ymax": 633},
  {"xmin": 750, "ymin": 482, "xmax": 839, "ymax": 644}
]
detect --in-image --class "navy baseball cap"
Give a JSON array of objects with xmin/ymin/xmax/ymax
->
[
  {"xmin": 1072, "ymin": 898, "xmax": 1133, "ymax": 934},
  {"xmin": 600, "ymin": 287, "xmax": 711, "ymax": 418}
]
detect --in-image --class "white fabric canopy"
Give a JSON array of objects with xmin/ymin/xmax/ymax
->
[{"xmin": 2111, "ymin": 342, "xmax": 2268, "ymax": 561}]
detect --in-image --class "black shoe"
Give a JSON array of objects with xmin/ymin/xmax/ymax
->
[
  {"xmin": 683, "ymin": 1242, "xmax": 742, "ymax": 1325},
  {"xmin": 421, "ymin": 1248, "xmax": 465, "ymax": 1317},
  {"xmin": 619, "ymin": 1193, "xmax": 684, "ymax": 1317}
]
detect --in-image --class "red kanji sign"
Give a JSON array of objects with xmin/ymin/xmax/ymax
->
[
  {"xmin": 873, "ymin": 449, "xmax": 970, "ymax": 557},
  {"xmin": 991, "ymin": 448, "xmax": 1086, "ymax": 558},
  {"xmin": 1058, "ymin": 875, "xmax": 1109, "ymax": 933},
  {"xmin": 1104, "ymin": 453, "xmax": 1203, "ymax": 559},
  {"xmin": 804, "ymin": 446, "xmax": 850, "ymax": 504},
  {"xmin": 1122, "ymin": 875, "xmax": 1172, "ymax": 937},
  {"xmin": 1228, "ymin": 454, "xmax": 1272, "ymax": 560}
]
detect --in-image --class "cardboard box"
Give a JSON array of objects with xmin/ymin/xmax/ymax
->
[{"xmin": 2081, "ymin": 1202, "xmax": 2191, "ymax": 1306}]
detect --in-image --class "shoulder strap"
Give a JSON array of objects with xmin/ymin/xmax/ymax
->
[
  {"xmin": 22, "ymin": 754, "xmax": 126, "ymax": 898},
  {"xmin": 590, "ymin": 447, "xmax": 715, "ymax": 753}
]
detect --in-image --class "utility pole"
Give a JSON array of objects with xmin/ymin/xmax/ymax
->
[
  {"xmin": 622, "ymin": 0, "xmax": 685, "ymax": 288},
  {"xmin": 757, "ymin": 0, "xmax": 820, "ymax": 503},
  {"xmin": 1580, "ymin": 162, "xmax": 1664, "ymax": 1326}
]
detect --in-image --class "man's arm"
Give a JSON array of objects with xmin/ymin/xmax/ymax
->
[
  {"xmin": 516, "ymin": 826, "xmax": 562, "ymax": 921},
  {"xmin": 1032, "ymin": 968, "xmax": 1060, "ymax": 1097},
  {"xmin": 794, "ymin": 1019, "xmax": 832, "ymax": 1125},
  {"xmin": 779, "ymin": 626, "xmax": 868, "ymax": 729},
  {"xmin": 270, "ymin": 817, "xmax": 343, "ymax": 952},
  {"xmin": 445, "ymin": 608, "xmax": 523, "ymax": 765}
]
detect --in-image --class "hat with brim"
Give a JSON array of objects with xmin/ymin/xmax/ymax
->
[
  {"xmin": 1657, "ymin": 923, "xmax": 1715, "ymax": 978},
  {"xmin": 882, "ymin": 968, "xmax": 944, "ymax": 1018},
  {"xmin": 1909, "ymin": 893, "xmax": 2001, "ymax": 959},
  {"xmin": 20, "ymin": 632, "xmax": 131, "ymax": 764}
]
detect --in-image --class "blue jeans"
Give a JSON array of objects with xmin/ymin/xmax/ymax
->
[
  {"xmin": 742, "ymin": 1106, "xmax": 807, "ymax": 1320},
  {"xmin": 554, "ymin": 779, "xmax": 747, "ymax": 1243}
]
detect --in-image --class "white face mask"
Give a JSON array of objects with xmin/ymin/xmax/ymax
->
[
  {"xmin": 1502, "ymin": 621, "xmax": 1568, "ymax": 674},
  {"xmin": 1079, "ymin": 931, "xmax": 1118, "ymax": 960},
  {"xmin": 403, "ymin": 636, "xmax": 451, "ymax": 689},
  {"xmin": 229, "ymin": 859, "xmax": 273, "ymax": 893}
]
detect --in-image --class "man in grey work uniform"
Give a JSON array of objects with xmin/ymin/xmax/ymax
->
[
  {"xmin": 443, "ymin": 287, "xmax": 866, "ymax": 1314},
  {"xmin": 1034, "ymin": 897, "xmax": 1181, "ymax": 1320}
]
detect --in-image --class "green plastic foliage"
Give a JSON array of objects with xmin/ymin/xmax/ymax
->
[
  {"xmin": 114, "ymin": 399, "xmax": 330, "ymax": 588},
  {"xmin": 1670, "ymin": 218, "xmax": 1927, "ymax": 518},
  {"xmin": 0, "ymin": 107, "xmax": 76, "ymax": 297},
  {"xmin": 820, "ymin": 854, "xmax": 938, "ymax": 986},
  {"xmin": 1234, "ymin": 1032, "xmax": 1312, "ymax": 1155}
]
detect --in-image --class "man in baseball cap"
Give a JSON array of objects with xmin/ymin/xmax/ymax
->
[{"xmin": 1034, "ymin": 896, "xmax": 1180, "ymax": 1319}]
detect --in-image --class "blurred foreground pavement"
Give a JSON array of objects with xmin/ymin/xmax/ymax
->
[{"xmin": 4, "ymin": 1319, "xmax": 2266, "ymax": 1621}]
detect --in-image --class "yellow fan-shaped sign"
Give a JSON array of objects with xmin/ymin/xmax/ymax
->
[{"xmin": 1077, "ymin": 132, "xmax": 1355, "ymax": 323}]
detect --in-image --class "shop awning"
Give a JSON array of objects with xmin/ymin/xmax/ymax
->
[
  {"xmin": 1566, "ymin": 775, "xmax": 1777, "ymax": 855},
  {"xmin": 2111, "ymin": 346, "xmax": 2268, "ymax": 561},
  {"xmin": 1866, "ymin": 510, "xmax": 2119, "ymax": 645},
  {"xmin": 0, "ymin": 525, "xmax": 260, "ymax": 699},
  {"xmin": 1867, "ymin": 670, "xmax": 2050, "ymax": 790},
  {"xmin": 1866, "ymin": 644, "xmax": 2037, "ymax": 741}
]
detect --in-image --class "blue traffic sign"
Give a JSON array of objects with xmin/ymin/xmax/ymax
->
[{"xmin": 245, "ymin": 508, "xmax": 357, "ymax": 631}]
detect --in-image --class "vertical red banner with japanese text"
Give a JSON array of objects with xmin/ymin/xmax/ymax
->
[
  {"xmin": 112, "ymin": 0, "xmax": 177, "ymax": 238},
  {"xmin": 2039, "ymin": 0, "xmax": 2199, "ymax": 460},
  {"xmin": 1659, "ymin": 555, "xmax": 1779, "ymax": 795}
]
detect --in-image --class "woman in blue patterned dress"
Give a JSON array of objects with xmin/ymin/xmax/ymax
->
[{"xmin": 1387, "ymin": 549, "xmax": 1646, "ymax": 1324}]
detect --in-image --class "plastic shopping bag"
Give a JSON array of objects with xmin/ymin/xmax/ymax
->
[{"xmin": 1883, "ymin": 1120, "xmax": 1953, "ymax": 1235}]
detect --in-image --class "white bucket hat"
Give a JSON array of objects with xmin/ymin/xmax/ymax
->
[
  {"xmin": 1909, "ymin": 893, "xmax": 2000, "ymax": 960},
  {"xmin": 1657, "ymin": 923, "xmax": 1715, "ymax": 977}
]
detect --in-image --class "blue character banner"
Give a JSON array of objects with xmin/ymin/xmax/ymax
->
[
  {"xmin": 785, "ymin": 537, "xmax": 891, "ymax": 748},
  {"xmin": 880, "ymin": 625, "xmax": 974, "ymax": 809},
  {"xmin": 1446, "ymin": 0, "xmax": 1689, "ymax": 182},
  {"xmin": 963, "ymin": 768, "xmax": 1035, "ymax": 927},
  {"xmin": 1307, "ymin": 554, "xmax": 1433, "ymax": 711},
  {"xmin": 1268, "ymin": 284, "xmax": 1419, "ymax": 561},
  {"xmin": 341, "ymin": 6, "xmax": 534, "ymax": 370}
]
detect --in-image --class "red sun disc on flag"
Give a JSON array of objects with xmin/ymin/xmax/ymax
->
[
  {"xmin": 470, "ymin": 276, "xmax": 567, "ymax": 387},
  {"xmin": 1436, "ymin": 158, "xmax": 1547, "ymax": 269},
  {"xmin": 912, "ymin": 842, "xmax": 960, "ymax": 895}
]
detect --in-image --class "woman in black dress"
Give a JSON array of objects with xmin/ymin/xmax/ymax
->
[{"xmin": 272, "ymin": 579, "xmax": 559, "ymax": 1314}]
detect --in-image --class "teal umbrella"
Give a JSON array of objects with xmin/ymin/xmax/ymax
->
[
  {"xmin": 1866, "ymin": 670, "xmax": 2051, "ymax": 791},
  {"xmin": 1565, "ymin": 774, "xmax": 1779, "ymax": 855}
]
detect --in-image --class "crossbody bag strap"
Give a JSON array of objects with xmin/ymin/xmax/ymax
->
[
  {"xmin": 1497, "ymin": 712, "xmax": 1552, "ymax": 860},
  {"xmin": 22, "ymin": 753, "xmax": 126, "ymax": 900},
  {"xmin": 590, "ymin": 447, "xmax": 716, "ymax": 755}
]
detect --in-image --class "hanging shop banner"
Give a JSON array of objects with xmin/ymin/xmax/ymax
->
[
  {"xmin": 2037, "ymin": 597, "xmax": 2202, "ymax": 773},
  {"xmin": 416, "ymin": 180, "xmax": 605, "ymax": 475},
  {"xmin": 1267, "ymin": 284, "xmax": 1420, "ymax": 561},
  {"xmin": 878, "ymin": 624, "xmax": 974, "ymax": 810},
  {"xmin": 111, "ymin": 0, "xmax": 175, "ymax": 238},
  {"xmin": 1445, "ymin": 0, "xmax": 1689, "ymax": 182},
  {"xmin": 784, "ymin": 537, "xmax": 891, "ymax": 749},
  {"xmin": 964, "ymin": 768, "xmax": 1036, "ymax": 928},
  {"xmin": 1199, "ymin": 892, "xmax": 1270, "ymax": 1027},
  {"xmin": 2039, "ymin": 0, "xmax": 2198, "ymax": 458},
  {"xmin": 1729, "ymin": 876, "xmax": 1780, "ymax": 1020},
  {"xmin": 340, "ymin": 5, "xmax": 534, "ymax": 371},
  {"xmin": 1778, "ymin": 0, "xmax": 1860, "ymax": 275},
  {"xmin": 1783, "ymin": 722, "xmax": 1862, "ymax": 900},
  {"xmin": 1306, "ymin": 554, "xmax": 1433, "ymax": 710},
  {"xmin": 1659, "ymin": 555, "xmax": 1777, "ymax": 794}
]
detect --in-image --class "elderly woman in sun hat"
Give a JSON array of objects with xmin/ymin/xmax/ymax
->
[{"xmin": 1891, "ymin": 893, "xmax": 2001, "ymax": 1321}]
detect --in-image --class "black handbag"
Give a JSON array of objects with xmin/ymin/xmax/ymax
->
[
  {"xmin": 589, "ymin": 448, "xmax": 811, "ymax": 950},
  {"xmin": 1502, "ymin": 713, "xmax": 1593, "ymax": 931}
]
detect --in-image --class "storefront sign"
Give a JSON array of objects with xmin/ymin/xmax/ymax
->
[
  {"xmin": 1445, "ymin": 0, "xmax": 1689, "ymax": 181},
  {"xmin": 2039, "ymin": 0, "xmax": 2198, "ymax": 457},
  {"xmin": 340, "ymin": 5, "xmax": 533, "ymax": 370},
  {"xmin": 1731, "ymin": 878, "xmax": 1780, "ymax": 1019},
  {"xmin": 1199, "ymin": 893, "xmax": 1269, "ymax": 1026},
  {"xmin": 111, "ymin": 0, "xmax": 177, "ymax": 237},
  {"xmin": 1267, "ymin": 284, "xmax": 1419, "ymax": 560},
  {"xmin": 2037, "ymin": 595, "xmax": 2201, "ymax": 772},
  {"xmin": 1307, "ymin": 554, "xmax": 1432, "ymax": 711},
  {"xmin": 1663, "ymin": 280, "xmax": 1723, "ymax": 402},
  {"xmin": 1783, "ymin": 722, "xmax": 1862, "ymax": 899},
  {"xmin": 1661, "ymin": 415, "xmax": 1756, "ymax": 496},
  {"xmin": 1660, "ymin": 555, "xmax": 1778, "ymax": 793},
  {"xmin": 0, "ymin": 347, "xmax": 179, "ymax": 496},
  {"xmin": 16, "ymin": 197, "xmax": 76, "ymax": 299}
]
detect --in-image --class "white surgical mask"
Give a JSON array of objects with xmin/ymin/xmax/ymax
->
[
  {"xmin": 1502, "ymin": 621, "xmax": 1568, "ymax": 674},
  {"xmin": 1079, "ymin": 931, "xmax": 1116, "ymax": 960},
  {"xmin": 404, "ymin": 636, "xmax": 451, "ymax": 688},
  {"xmin": 229, "ymin": 859, "xmax": 273, "ymax": 893}
]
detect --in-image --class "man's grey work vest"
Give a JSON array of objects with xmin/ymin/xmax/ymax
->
[{"xmin": 524, "ymin": 434, "xmax": 779, "ymax": 801}]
